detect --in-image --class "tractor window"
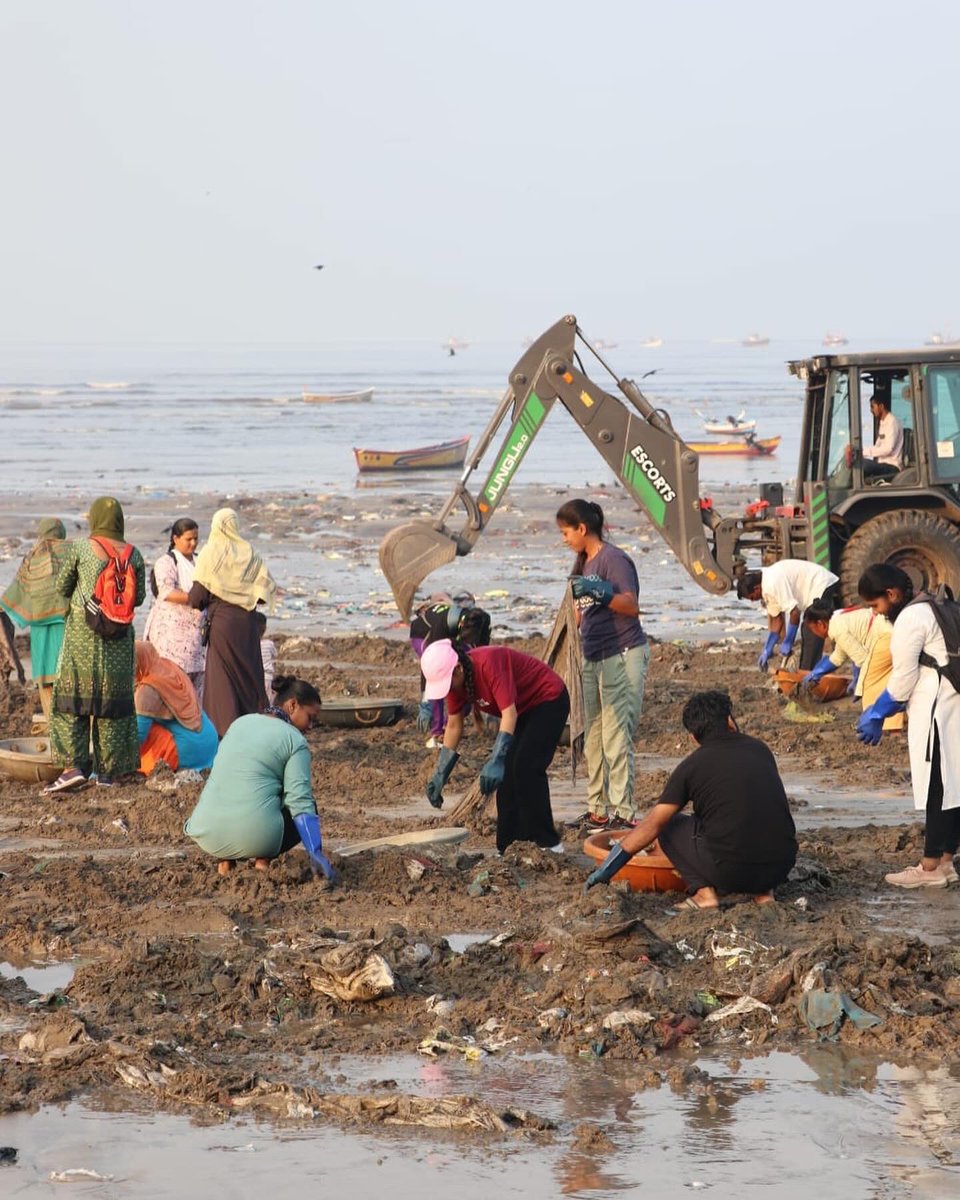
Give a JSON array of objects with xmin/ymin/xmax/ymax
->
[
  {"xmin": 928, "ymin": 367, "xmax": 960, "ymax": 482},
  {"xmin": 824, "ymin": 370, "xmax": 851, "ymax": 486}
]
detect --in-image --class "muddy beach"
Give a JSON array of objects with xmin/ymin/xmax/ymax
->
[{"xmin": 1, "ymin": 486, "xmax": 959, "ymax": 1193}]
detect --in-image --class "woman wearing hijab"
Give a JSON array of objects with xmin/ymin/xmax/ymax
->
[
  {"xmin": 144, "ymin": 517, "xmax": 205, "ymax": 699},
  {"xmin": 134, "ymin": 641, "xmax": 218, "ymax": 774},
  {"xmin": 0, "ymin": 518, "xmax": 73, "ymax": 716},
  {"xmin": 188, "ymin": 507, "xmax": 277, "ymax": 738},
  {"xmin": 46, "ymin": 497, "xmax": 146, "ymax": 792}
]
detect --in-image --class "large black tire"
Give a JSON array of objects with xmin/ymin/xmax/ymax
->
[{"xmin": 839, "ymin": 510, "xmax": 960, "ymax": 602}]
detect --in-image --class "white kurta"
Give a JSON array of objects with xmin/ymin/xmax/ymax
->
[{"xmin": 886, "ymin": 603, "xmax": 960, "ymax": 811}]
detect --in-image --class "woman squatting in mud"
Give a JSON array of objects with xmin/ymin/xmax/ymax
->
[
  {"xmin": 420, "ymin": 638, "xmax": 570, "ymax": 854},
  {"xmin": 184, "ymin": 675, "xmax": 337, "ymax": 884}
]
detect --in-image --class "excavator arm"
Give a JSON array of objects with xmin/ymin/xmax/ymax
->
[{"xmin": 379, "ymin": 315, "xmax": 733, "ymax": 618}]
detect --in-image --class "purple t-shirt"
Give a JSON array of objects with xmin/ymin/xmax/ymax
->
[{"xmin": 575, "ymin": 543, "xmax": 647, "ymax": 662}]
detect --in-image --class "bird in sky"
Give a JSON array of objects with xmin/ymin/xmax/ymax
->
[
  {"xmin": 314, "ymin": 264, "xmax": 324, "ymax": 271},
  {"xmin": 641, "ymin": 368, "xmax": 658, "ymax": 379}
]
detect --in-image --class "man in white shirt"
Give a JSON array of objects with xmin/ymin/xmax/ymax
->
[
  {"xmin": 861, "ymin": 394, "xmax": 904, "ymax": 481},
  {"xmin": 737, "ymin": 559, "xmax": 840, "ymax": 670},
  {"xmin": 857, "ymin": 563, "xmax": 960, "ymax": 890}
]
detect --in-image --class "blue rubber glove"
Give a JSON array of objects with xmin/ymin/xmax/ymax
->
[
  {"xmin": 426, "ymin": 746, "xmax": 459, "ymax": 809},
  {"xmin": 570, "ymin": 575, "xmax": 615, "ymax": 605},
  {"xmin": 847, "ymin": 665, "xmax": 860, "ymax": 696},
  {"xmin": 758, "ymin": 631, "xmax": 779, "ymax": 671},
  {"xmin": 856, "ymin": 689, "xmax": 907, "ymax": 745},
  {"xmin": 800, "ymin": 655, "xmax": 837, "ymax": 691},
  {"xmin": 776, "ymin": 622, "xmax": 800, "ymax": 657},
  {"xmin": 416, "ymin": 698, "xmax": 434, "ymax": 733},
  {"xmin": 292, "ymin": 811, "xmax": 338, "ymax": 885},
  {"xmin": 583, "ymin": 843, "xmax": 632, "ymax": 893},
  {"xmin": 478, "ymin": 731, "xmax": 514, "ymax": 795}
]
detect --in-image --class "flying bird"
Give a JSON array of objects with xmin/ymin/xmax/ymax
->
[
  {"xmin": 314, "ymin": 264, "xmax": 324, "ymax": 271},
  {"xmin": 641, "ymin": 368, "xmax": 658, "ymax": 379}
]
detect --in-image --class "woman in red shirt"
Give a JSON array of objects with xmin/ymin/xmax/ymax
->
[{"xmin": 420, "ymin": 639, "xmax": 569, "ymax": 854}]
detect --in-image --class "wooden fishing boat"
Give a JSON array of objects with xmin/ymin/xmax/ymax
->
[
  {"xmin": 688, "ymin": 435, "xmax": 780, "ymax": 457},
  {"xmin": 302, "ymin": 387, "xmax": 374, "ymax": 404},
  {"xmin": 354, "ymin": 435, "xmax": 470, "ymax": 472}
]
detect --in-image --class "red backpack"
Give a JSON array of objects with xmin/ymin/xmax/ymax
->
[{"xmin": 84, "ymin": 537, "xmax": 137, "ymax": 638}]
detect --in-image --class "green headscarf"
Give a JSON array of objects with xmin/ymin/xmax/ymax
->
[
  {"xmin": 88, "ymin": 496, "xmax": 125, "ymax": 540},
  {"xmin": 0, "ymin": 518, "xmax": 71, "ymax": 625}
]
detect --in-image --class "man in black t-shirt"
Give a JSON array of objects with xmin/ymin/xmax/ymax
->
[{"xmin": 584, "ymin": 691, "xmax": 797, "ymax": 909}]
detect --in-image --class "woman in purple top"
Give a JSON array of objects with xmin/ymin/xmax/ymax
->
[{"xmin": 557, "ymin": 499, "xmax": 650, "ymax": 829}]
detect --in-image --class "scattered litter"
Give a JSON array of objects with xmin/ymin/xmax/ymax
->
[
  {"xmin": 50, "ymin": 1169, "xmax": 114, "ymax": 1183},
  {"xmin": 304, "ymin": 944, "xmax": 395, "ymax": 1002},
  {"xmin": 110, "ymin": 818, "xmax": 129, "ymax": 835},
  {"xmin": 602, "ymin": 1009, "xmax": 655, "ymax": 1031},
  {"xmin": 709, "ymin": 928, "xmax": 772, "ymax": 970},
  {"xmin": 674, "ymin": 938, "xmax": 697, "ymax": 961},
  {"xmin": 782, "ymin": 700, "xmax": 835, "ymax": 724},
  {"xmin": 705, "ymin": 996, "xmax": 776, "ymax": 1025},
  {"xmin": 798, "ymin": 990, "xmax": 882, "ymax": 1040},
  {"xmin": 537, "ymin": 1006, "xmax": 569, "ymax": 1029},
  {"xmin": 801, "ymin": 962, "xmax": 827, "ymax": 993},
  {"xmin": 425, "ymin": 995, "xmax": 455, "ymax": 1017}
]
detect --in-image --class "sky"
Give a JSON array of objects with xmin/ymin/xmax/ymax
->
[{"xmin": 2, "ymin": 0, "xmax": 958, "ymax": 344}]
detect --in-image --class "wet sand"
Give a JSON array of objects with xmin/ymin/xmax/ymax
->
[{"xmin": 1, "ymin": 490, "xmax": 959, "ymax": 1194}]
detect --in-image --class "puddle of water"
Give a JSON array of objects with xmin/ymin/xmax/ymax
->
[
  {"xmin": 864, "ymin": 891, "xmax": 960, "ymax": 945},
  {"xmin": 0, "ymin": 959, "xmax": 78, "ymax": 993},
  {"xmin": 1, "ymin": 1050, "xmax": 958, "ymax": 1197},
  {"xmin": 442, "ymin": 933, "xmax": 492, "ymax": 954}
]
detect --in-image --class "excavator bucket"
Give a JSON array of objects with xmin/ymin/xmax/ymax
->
[{"xmin": 379, "ymin": 521, "xmax": 460, "ymax": 620}]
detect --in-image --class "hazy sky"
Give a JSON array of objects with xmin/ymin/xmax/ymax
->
[{"xmin": 2, "ymin": 0, "xmax": 958, "ymax": 344}]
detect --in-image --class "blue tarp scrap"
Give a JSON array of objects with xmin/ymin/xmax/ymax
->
[{"xmin": 797, "ymin": 989, "xmax": 883, "ymax": 1041}]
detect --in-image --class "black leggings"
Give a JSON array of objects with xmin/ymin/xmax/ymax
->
[
  {"xmin": 495, "ymin": 689, "xmax": 569, "ymax": 854},
  {"xmin": 924, "ymin": 729, "xmax": 960, "ymax": 858},
  {"xmin": 800, "ymin": 582, "xmax": 843, "ymax": 669}
]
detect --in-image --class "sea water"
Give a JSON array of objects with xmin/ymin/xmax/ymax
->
[{"xmin": 0, "ymin": 336, "xmax": 846, "ymax": 499}]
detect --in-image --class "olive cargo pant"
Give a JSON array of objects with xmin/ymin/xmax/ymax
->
[{"xmin": 582, "ymin": 642, "xmax": 650, "ymax": 821}]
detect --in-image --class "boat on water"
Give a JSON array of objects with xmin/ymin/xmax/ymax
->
[
  {"xmin": 302, "ymin": 387, "xmax": 374, "ymax": 404},
  {"xmin": 640, "ymin": 336, "xmax": 664, "ymax": 349},
  {"xmin": 354, "ymin": 435, "xmax": 470, "ymax": 472},
  {"xmin": 700, "ymin": 409, "xmax": 756, "ymax": 435},
  {"xmin": 926, "ymin": 332, "xmax": 960, "ymax": 347},
  {"xmin": 823, "ymin": 332, "xmax": 848, "ymax": 347},
  {"xmin": 689, "ymin": 434, "xmax": 780, "ymax": 457},
  {"xmin": 742, "ymin": 333, "xmax": 770, "ymax": 348},
  {"xmin": 592, "ymin": 339, "xmax": 618, "ymax": 351}
]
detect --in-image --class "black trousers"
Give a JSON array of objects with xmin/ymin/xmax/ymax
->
[
  {"xmin": 658, "ymin": 812, "xmax": 795, "ymax": 895},
  {"xmin": 495, "ymin": 688, "xmax": 569, "ymax": 854},
  {"xmin": 923, "ymin": 729, "xmax": 960, "ymax": 858},
  {"xmin": 799, "ymin": 581, "xmax": 843, "ymax": 669}
]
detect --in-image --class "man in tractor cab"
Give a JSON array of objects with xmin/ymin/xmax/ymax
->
[
  {"xmin": 859, "ymin": 383, "xmax": 904, "ymax": 481},
  {"xmin": 737, "ymin": 558, "xmax": 840, "ymax": 671}
]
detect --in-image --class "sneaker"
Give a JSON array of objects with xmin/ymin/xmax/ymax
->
[
  {"xmin": 42, "ymin": 769, "xmax": 87, "ymax": 795},
  {"xmin": 884, "ymin": 862, "xmax": 949, "ymax": 889},
  {"xmin": 95, "ymin": 776, "xmax": 115, "ymax": 788},
  {"xmin": 547, "ymin": 843, "xmax": 565, "ymax": 855},
  {"xmin": 607, "ymin": 816, "xmax": 639, "ymax": 832},
  {"xmin": 940, "ymin": 861, "xmax": 959, "ymax": 884},
  {"xmin": 564, "ymin": 811, "xmax": 608, "ymax": 830}
]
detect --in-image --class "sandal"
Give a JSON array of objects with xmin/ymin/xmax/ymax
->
[
  {"xmin": 675, "ymin": 896, "xmax": 719, "ymax": 912},
  {"xmin": 42, "ymin": 769, "xmax": 87, "ymax": 795}
]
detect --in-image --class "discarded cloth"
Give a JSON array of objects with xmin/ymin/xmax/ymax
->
[{"xmin": 797, "ymin": 989, "xmax": 882, "ymax": 1040}]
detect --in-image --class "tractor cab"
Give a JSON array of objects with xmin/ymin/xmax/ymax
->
[{"xmin": 788, "ymin": 349, "xmax": 960, "ymax": 597}]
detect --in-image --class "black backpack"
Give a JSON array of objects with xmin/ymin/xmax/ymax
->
[{"xmin": 911, "ymin": 586, "xmax": 960, "ymax": 695}]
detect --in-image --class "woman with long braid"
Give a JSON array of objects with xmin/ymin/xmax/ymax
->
[{"xmin": 420, "ymin": 638, "xmax": 569, "ymax": 854}]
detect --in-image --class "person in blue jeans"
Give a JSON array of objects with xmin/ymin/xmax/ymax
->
[{"xmin": 556, "ymin": 498, "xmax": 650, "ymax": 831}]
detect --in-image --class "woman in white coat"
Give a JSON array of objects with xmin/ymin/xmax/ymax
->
[{"xmin": 857, "ymin": 564, "xmax": 960, "ymax": 889}]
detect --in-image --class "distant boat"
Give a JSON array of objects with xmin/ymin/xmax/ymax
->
[
  {"xmin": 302, "ymin": 387, "xmax": 374, "ymax": 404},
  {"xmin": 592, "ymin": 339, "xmax": 618, "ymax": 351},
  {"xmin": 689, "ymin": 434, "xmax": 780, "ymax": 457},
  {"xmin": 443, "ymin": 337, "xmax": 470, "ymax": 356},
  {"xmin": 354, "ymin": 435, "xmax": 470, "ymax": 472},
  {"xmin": 926, "ymin": 331, "xmax": 960, "ymax": 347},
  {"xmin": 823, "ymin": 332, "xmax": 848, "ymax": 347},
  {"xmin": 641, "ymin": 336, "xmax": 664, "ymax": 349},
  {"xmin": 701, "ymin": 410, "xmax": 757, "ymax": 435},
  {"xmin": 742, "ymin": 333, "xmax": 770, "ymax": 347}
]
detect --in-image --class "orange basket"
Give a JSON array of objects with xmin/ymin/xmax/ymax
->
[
  {"xmin": 774, "ymin": 669, "xmax": 850, "ymax": 701},
  {"xmin": 583, "ymin": 831, "xmax": 687, "ymax": 893}
]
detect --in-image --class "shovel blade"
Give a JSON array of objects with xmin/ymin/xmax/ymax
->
[{"xmin": 379, "ymin": 521, "xmax": 460, "ymax": 619}]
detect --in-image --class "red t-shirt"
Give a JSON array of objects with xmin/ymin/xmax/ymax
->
[{"xmin": 447, "ymin": 646, "xmax": 565, "ymax": 718}]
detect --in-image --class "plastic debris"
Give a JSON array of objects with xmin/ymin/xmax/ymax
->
[
  {"xmin": 425, "ymin": 994, "xmax": 455, "ymax": 1017},
  {"xmin": 704, "ymin": 996, "xmax": 776, "ymax": 1024},
  {"xmin": 50, "ymin": 1169, "xmax": 114, "ymax": 1183},
  {"xmin": 601, "ymin": 1008, "xmax": 655, "ymax": 1031},
  {"xmin": 709, "ymin": 928, "xmax": 772, "ymax": 970},
  {"xmin": 798, "ymin": 990, "xmax": 882, "ymax": 1040},
  {"xmin": 304, "ymin": 943, "xmax": 395, "ymax": 1002},
  {"xmin": 537, "ymin": 1006, "xmax": 569, "ymax": 1029}
]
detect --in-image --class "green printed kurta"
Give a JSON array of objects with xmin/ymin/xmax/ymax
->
[{"xmin": 50, "ymin": 539, "xmax": 146, "ymax": 776}]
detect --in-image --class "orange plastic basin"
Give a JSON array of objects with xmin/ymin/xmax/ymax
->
[
  {"xmin": 583, "ymin": 831, "xmax": 687, "ymax": 893},
  {"xmin": 774, "ymin": 669, "xmax": 850, "ymax": 701}
]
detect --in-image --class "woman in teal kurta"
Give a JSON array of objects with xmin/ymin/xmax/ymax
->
[
  {"xmin": 184, "ymin": 675, "xmax": 336, "ymax": 883},
  {"xmin": 0, "ymin": 518, "xmax": 72, "ymax": 716},
  {"xmin": 47, "ymin": 498, "xmax": 146, "ymax": 791}
]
